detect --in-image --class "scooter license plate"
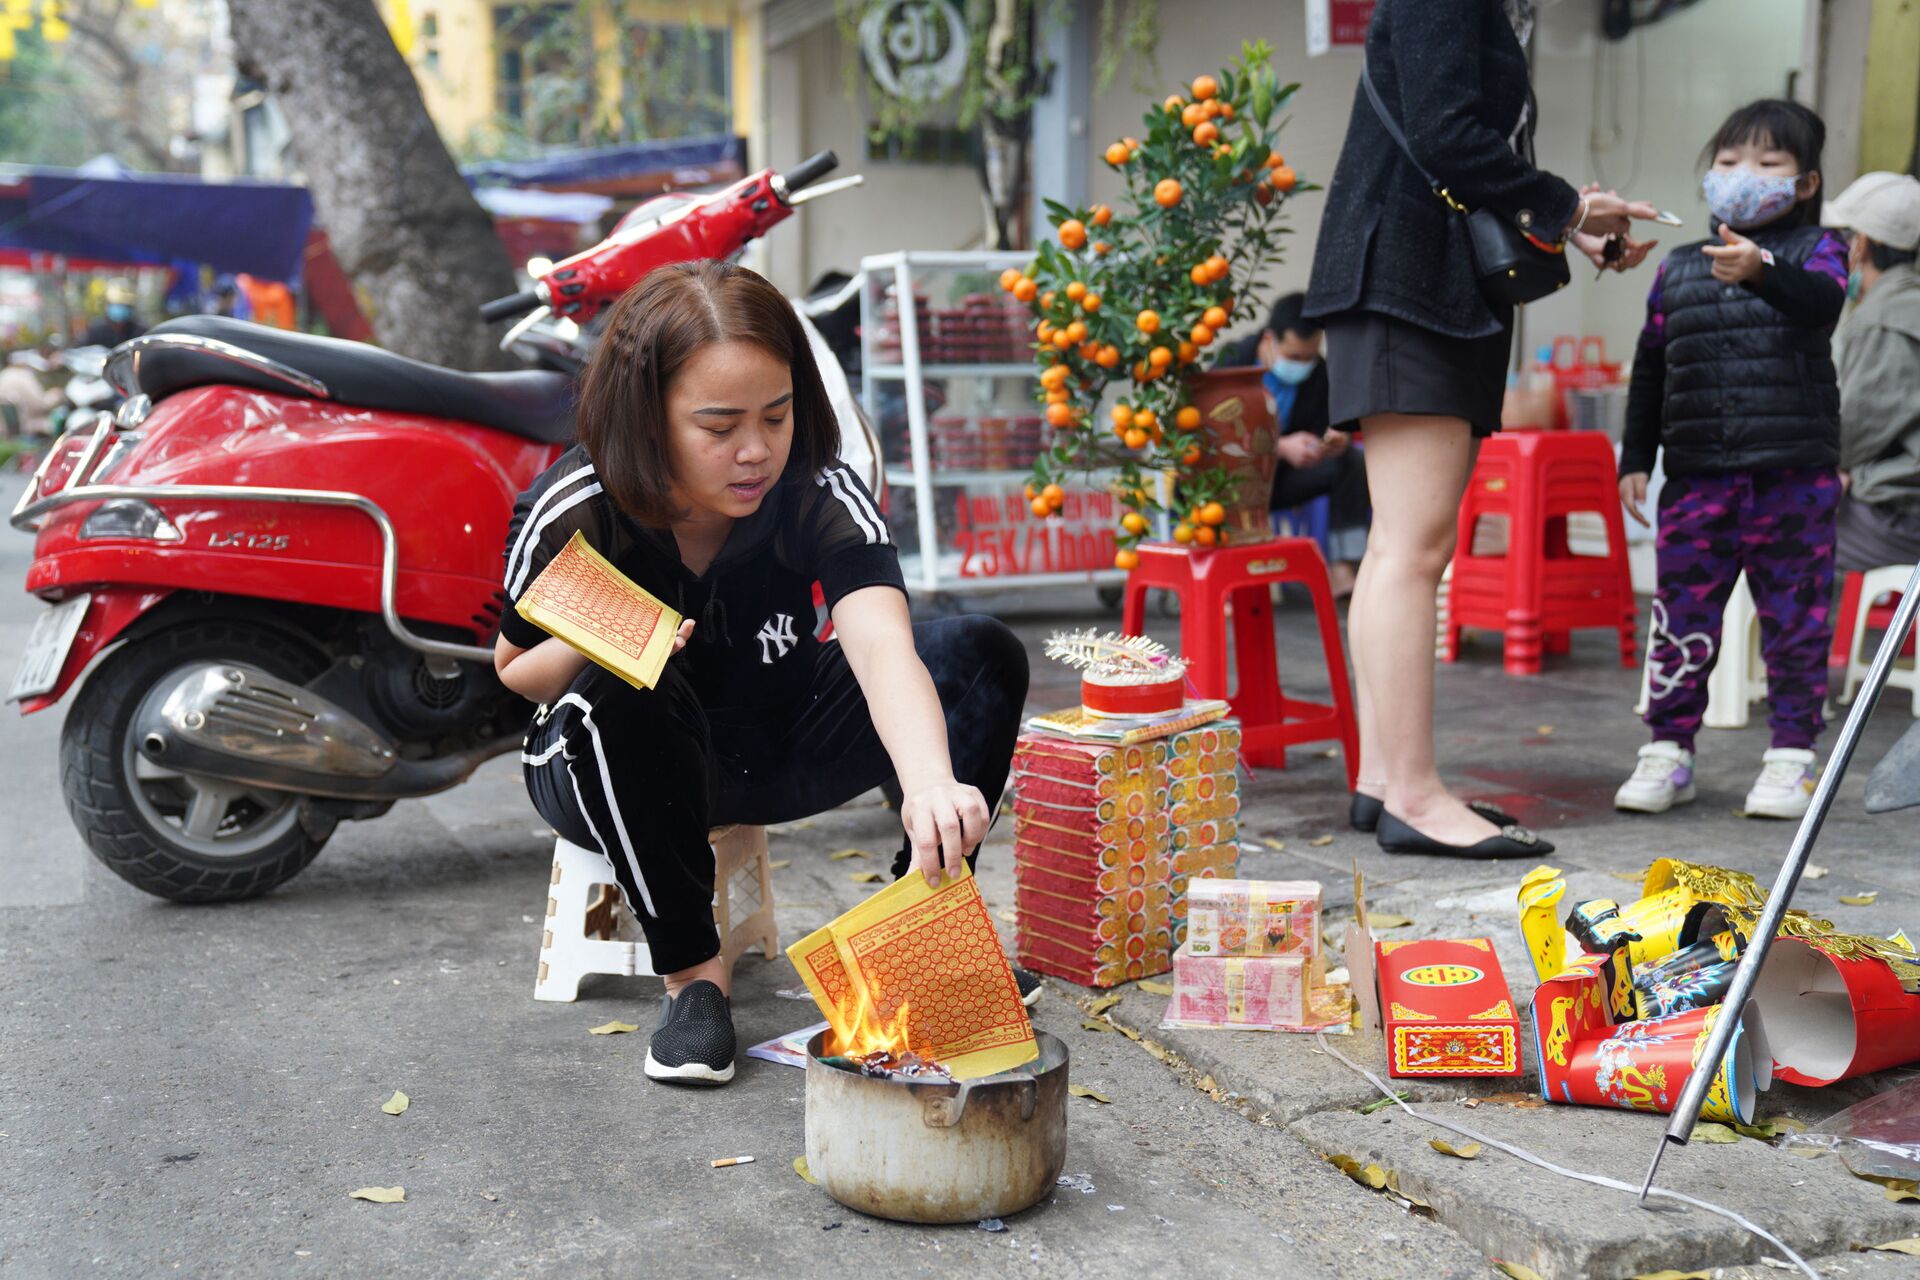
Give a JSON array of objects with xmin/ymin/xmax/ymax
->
[{"xmin": 8, "ymin": 593, "xmax": 91, "ymax": 703}]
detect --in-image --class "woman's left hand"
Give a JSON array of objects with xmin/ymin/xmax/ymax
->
[
  {"xmin": 1571, "ymin": 229, "xmax": 1658, "ymax": 273},
  {"xmin": 900, "ymin": 780, "xmax": 991, "ymax": 885}
]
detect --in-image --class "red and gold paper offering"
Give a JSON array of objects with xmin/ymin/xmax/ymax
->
[
  {"xmin": 1375, "ymin": 938, "xmax": 1524, "ymax": 1078},
  {"xmin": 514, "ymin": 531, "xmax": 681, "ymax": 690},
  {"xmin": 785, "ymin": 867, "xmax": 1036, "ymax": 1080}
]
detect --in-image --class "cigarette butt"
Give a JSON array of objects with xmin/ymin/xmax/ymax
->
[{"xmin": 710, "ymin": 1156, "xmax": 756, "ymax": 1168}]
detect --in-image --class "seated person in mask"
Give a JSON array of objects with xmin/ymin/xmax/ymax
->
[{"xmin": 1225, "ymin": 293, "xmax": 1369, "ymax": 596}]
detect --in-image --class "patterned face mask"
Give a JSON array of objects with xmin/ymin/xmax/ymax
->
[{"xmin": 1702, "ymin": 168, "xmax": 1800, "ymax": 230}]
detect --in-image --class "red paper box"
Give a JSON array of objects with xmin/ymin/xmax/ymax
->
[{"xmin": 1377, "ymin": 938, "xmax": 1524, "ymax": 1078}]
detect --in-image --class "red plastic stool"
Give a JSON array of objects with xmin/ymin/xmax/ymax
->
[
  {"xmin": 1444, "ymin": 430, "xmax": 1638, "ymax": 676},
  {"xmin": 1830, "ymin": 571, "xmax": 1913, "ymax": 666},
  {"xmin": 1120, "ymin": 538, "xmax": 1358, "ymax": 783}
]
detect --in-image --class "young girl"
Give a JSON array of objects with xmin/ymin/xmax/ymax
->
[
  {"xmin": 1616, "ymin": 100, "xmax": 1849, "ymax": 820},
  {"xmin": 495, "ymin": 261, "xmax": 1030, "ymax": 1085}
]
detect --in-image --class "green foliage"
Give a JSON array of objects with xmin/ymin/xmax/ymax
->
[
  {"xmin": 1009, "ymin": 41, "xmax": 1320, "ymax": 551},
  {"xmin": 0, "ymin": 26, "xmax": 97, "ymax": 168}
]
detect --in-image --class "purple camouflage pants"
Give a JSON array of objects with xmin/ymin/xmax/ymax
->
[{"xmin": 1645, "ymin": 468, "xmax": 1840, "ymax": 753}]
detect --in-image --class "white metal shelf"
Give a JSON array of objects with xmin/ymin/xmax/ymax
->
[{"xmin": 866, "ymin": 362, "xmax": 1036, "ymax": 380}]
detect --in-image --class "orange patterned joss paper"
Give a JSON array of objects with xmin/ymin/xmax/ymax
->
[
  {"xmin": 785, "ymin": 867, "xmax": 1038, "ymax": 1080},
  {"xmin": 514, "ymin": 531, "xmax": 682, "ymax": 690}
]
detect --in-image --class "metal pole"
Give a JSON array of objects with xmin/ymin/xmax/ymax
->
[{"xmin": 1641, "ymin": 560, "xmax": 1920, "ymax": 1200}]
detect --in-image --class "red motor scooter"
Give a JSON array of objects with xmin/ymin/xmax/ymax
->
[{"xmin": 10, "ymin": 151, "xmax": 864, "ymax": 903}]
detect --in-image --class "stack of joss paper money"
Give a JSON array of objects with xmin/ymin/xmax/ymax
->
[
  {"xmin": 514, "ymin": 531, "xmax": 682, "ymax": 689},
  {"xmin": 1165, "ymin": 722, "xmax": 1244, "ymax": 947},
  {"xmin": 785, "ymin": 866, "xmax": 1037, "ymax": 1080}
]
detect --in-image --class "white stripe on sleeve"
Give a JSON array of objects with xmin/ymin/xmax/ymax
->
[
  {"xmin": 507, "ymin": 481, "xmax": 605, "ymax": 596},
  {"xmin": 504, "ymin": 463, "xmax": 598, "ymax": 593},
  {"xmin": 818, "ymin": 466, "xmax": 889, "ymax": 545}
]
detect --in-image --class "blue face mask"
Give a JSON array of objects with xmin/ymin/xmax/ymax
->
[
  {"xmin": 1702, "ymin": 168, "xmax": 1800, "ymax": 231},
  {"xmin": 105, "ymin": 303, "xmax": 132, "ymax": 323},
  {"xmin": 1846, "ymin": 271, "xmax": 1864, "ymax": 302},
  {"xmin": 1268, "ymin": 354, "xmax": 1317, "ymax": 385}
]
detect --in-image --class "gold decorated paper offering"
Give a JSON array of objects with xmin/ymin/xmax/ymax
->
[
  {"xmin": 785, "ymin": 866, "xmax": 1038, "ymax": 1080},
  {"xmin": 515, "ymin": 531, "xmax": 681, "ymax": 689}
]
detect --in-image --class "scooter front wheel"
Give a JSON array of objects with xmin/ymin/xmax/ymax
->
[{"xmin": 60, "ymin": 619, "xmax": 338, "ymax": 903}]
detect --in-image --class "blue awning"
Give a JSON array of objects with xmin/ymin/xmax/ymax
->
[
  {"xmin": 462, "ymin": 134, "xmax": 745, "ymax": 188},
  {"xmin": 0, "ymin": 165, "xmax": 314, "ymax": 281}
]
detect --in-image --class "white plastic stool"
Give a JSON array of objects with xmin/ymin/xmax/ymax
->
[
  {"xmin": 1634, "ymin": 572, "xmax": 1767, "ymax": 729},
  {"xmin": 1839, "ymin": 564, "xmax": 1920, "ymax": 717},
  {"xmin": 534, "ymin": 824, "xmax": 779, "ymax": 1002}
]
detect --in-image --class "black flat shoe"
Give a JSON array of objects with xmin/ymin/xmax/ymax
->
[
  {"xmin": 1376, "ymin": 810, "xmax": 1554, "ymax": 859},
  {"xmin": 1349, "ymin": 793, "xmax": 1519, "ymax": 834}
]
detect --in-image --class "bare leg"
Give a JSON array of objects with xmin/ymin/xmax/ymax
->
[
  {"xmin": 665, "ymin": 955, "xmax": 730, "ymax": 998},
  {"xmin": 1351, "ymin": 414, "xmax": 1499, "ymax": 844},
  {"xmin": 1349, "ymin": 549, "xmax": 1387, "ymax": 800}
]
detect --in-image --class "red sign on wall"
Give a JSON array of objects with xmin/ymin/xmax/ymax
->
[{"xmin": 1306, "ymin": 0, "xmax": 1376, "ymax": 54}]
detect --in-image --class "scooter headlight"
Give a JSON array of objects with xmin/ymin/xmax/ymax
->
[{"xmin": 79, "ymin": 499, "xmax": 183, "ymax": 543}]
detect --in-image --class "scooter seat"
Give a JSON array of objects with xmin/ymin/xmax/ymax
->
[{"xmin": 118, "ymin": 316, "xmax": 575, "ymax": 444}]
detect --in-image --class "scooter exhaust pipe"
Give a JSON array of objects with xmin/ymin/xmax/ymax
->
[{"xmin": 133, "ymin": 662, "xmax": 513, "ymax": 801}]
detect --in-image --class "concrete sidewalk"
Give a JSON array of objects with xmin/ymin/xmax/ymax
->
[{"xmin": 996, "ymin": 591, "xmax": 1920, "ymax": 1279}]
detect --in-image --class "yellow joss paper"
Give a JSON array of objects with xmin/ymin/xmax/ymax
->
[
  {"xmin": 785, "ymin": 867, "xmax": 1038, "ymax": 1080},
  {"xmin": 515, "ymin": 531, "xmax": 682, "ymax": 690}
]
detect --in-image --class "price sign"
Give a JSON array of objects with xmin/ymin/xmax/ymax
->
[
  {"xmin": 950, "ymin": 487, "xmax": 1119, "ymax": 580},
  {"xmin": 1306, "ymin": 0, "xmax": 1376, "ymax": 55}
]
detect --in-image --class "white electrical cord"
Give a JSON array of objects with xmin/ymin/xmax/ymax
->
[{"xmin": 1313, "ymin": 1034, "xmax": 1816, "ymax": 1279}]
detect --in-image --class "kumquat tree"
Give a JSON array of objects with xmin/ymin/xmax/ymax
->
[{"xmin": 1002, "ymin": 41, "xmax": 1313, "ymax": 568}]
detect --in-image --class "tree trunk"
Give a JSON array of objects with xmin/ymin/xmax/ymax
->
[{"xmin": 226, "ymin": 0, "xmax": 515, "ymax": 370}]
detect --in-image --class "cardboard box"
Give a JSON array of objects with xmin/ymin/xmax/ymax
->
[
  {"xmin": 1185, "ymin": 879, "xmax": 1321, "ymax": 959},
  {"xmin": 1376, "ymin": 938, "xmax": 1524, "ymax": 1078}
]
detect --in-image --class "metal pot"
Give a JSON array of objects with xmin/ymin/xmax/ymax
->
[{"xmin": 803, "ymin": 1030, "xmax": 1068, "ymax": 1224}]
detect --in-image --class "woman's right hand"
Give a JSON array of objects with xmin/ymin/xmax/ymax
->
[
  {"xmin": 1619, "ymin": 472, "xmax": 1650, "ymax": 527},
  {"xmin": 1577, "ymin": 188, "xmax": 1661, "ymax": 239}
]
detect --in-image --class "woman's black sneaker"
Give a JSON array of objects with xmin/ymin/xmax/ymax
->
[
  {"xmin": 1013, "ymin": 967, "xmax": 1044, "ymax": 1007},
  {"xmin": 1349, "ymin": 792, "xmax": 1519, "ymax": 834},
  {"xmin": 644, "ymin": 980, "xmax": 736, "ymax": 1085},
  {"xmin": 1375, "ymin": 810, "xmax": 1554, "ymax": 860}
]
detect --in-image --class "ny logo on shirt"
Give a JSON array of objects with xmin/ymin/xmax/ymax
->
[{"xmin": 757, "ymin": 612, "xmax": 799, "ymax": 664}]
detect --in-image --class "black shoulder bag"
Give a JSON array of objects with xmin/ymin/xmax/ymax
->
[{"xmin": 1360, "ymin": 60, "xmax": 1570, "ymax": 307}]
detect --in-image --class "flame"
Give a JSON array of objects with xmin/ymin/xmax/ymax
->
[{"xmin": 830, "ymin": 995, "xmax": 915, "ymax": 1060}]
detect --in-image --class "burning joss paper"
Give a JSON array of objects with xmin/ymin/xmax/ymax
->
[{"xmin": 785, "ymin": 866, "xmax": 1037, "ymax": 1080}]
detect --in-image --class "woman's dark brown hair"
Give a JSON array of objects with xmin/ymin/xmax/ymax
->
[{"xmin": 575, "ymin": 259, "xmax": 842, "ymax": 525}]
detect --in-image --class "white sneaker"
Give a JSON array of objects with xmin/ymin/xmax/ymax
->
[
  {"xmin": 1744, "ymin": 748, "xmax": 1817, "ymax": 819},
  {"xmin": 1615, "ymin": 742, "xmax": 1697, "ymax": 813}
]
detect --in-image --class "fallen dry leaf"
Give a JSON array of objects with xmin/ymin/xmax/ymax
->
[
  {"xmin": 479, "ymin": 1192, "xmax": 498, "ymax": 1202},
  {"xmin": 1462, "ymin": 1098, "xmax": 1483, "ymax": 1109},
  {"xmin": 1357, "ymin": 1162, "xmax": 1388, "ymax": 1189},
  {"xmin": 1082, "ymin": 1018, "xmax": 1114, "ymax": 1033},
  {"xmin": 1114, "ymin": 1022, "xmax": 1142, "ymax": 1042},
  {"xmin": 1068, "ymin": 1084, "xmax": 1113, "ymax": 1104},
  {"xmin": 349, "ymin": 1186, "xmax": 405, "ymax": 1204},
  {"xmin": 1803, "ymin": 865, "xmax": 1828, "ymax": 880},
  {"xmin": 1494, "ymin": 1262, "xmax": 1546, "ymax": 1280},
  {"xmin": 589, "ymin": 1020, "xmax": 639, "ymax": 1035},
  {"xmin": 1138, "ymin": 980, "xmax": 1174, "ymax": 996},
  {"xmin": 1840, "ymin": 891, "xmax": 1880, "ymax": 906},
  {"xmin": 767, "ymin": 859, "xmax": 791, "ymax": 870},
  {"xmin": 1630, "ymin": 1272, "xmax": 1709, "ymax": 1279},
  {"xmin": 1860, "ymin": 1239, "xmax": 1920, "ymax": 1255},
  {"xmin": 829, "ymin": 848, "xmax": 869, "ymax": 861},
  {"xmin": 792, "ymin": 1155, "xmax": 818, "ymax": 1185},
  {"xmin": 1429, "ymin": 1139, "xmax": 1482, "ymax": 1159},
  {"xmin": 849, "ymin": 872, "xmax": 885, "ymax": 884},
  {"xmin": 1482, "ymin": 1092, "xmax": 1536, "ymax": 1106},
  {"xmin": 1608, "ymin": 869, "xmax": 1645, "ymax": 883},
  {"xmin": 1688, "ymin": 1122, "xmax": 1741, "ymax": 1144},
  {"xmin": 379, "ymin": 1090, "xmax": 409, "ymax": 1117},
  {"xmin": 1367, "ymin": 912, "xmax": 1414, "ymax": 929},
  {"xmin": 1536, "ymin": 725, "xmax": 1555, "ymax": 736},
  {"xmin": 1261, "ymin": 838, "xmax": 1286, "ymax": 851},
  {"xmin": 1088, "ymin": 993, "xmax": 1123, "ymax": 1016},
  {"xmin": 1510, "ymin": 1098, "xmax": 1547, "ymax": 1109},
  {"xmin": 1309, "ymin": 834, "xmax": 1335, "ymax": 847}
]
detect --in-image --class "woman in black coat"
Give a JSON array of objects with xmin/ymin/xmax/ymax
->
[{"xmin": 1304, "ymin": 0, "xmax": 1659, "ymax": 858}]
